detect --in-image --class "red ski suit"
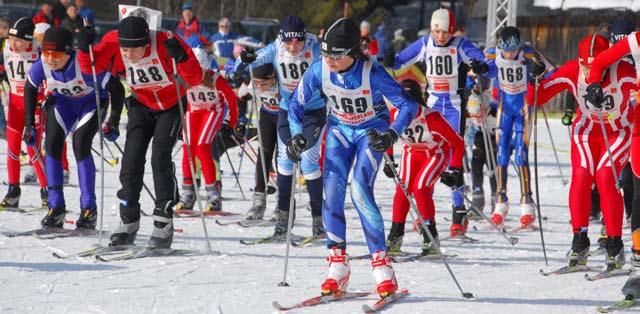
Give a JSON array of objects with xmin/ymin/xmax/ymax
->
[
  {"xmin": 529, "ymin": 59, "xmax": 636, "ymax": 237},
  {"xmin": 389, "ymin": 106, "xmax": 464, "ymax": 224}
]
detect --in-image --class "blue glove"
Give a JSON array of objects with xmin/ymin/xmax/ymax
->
[
  {"xmin": 102, "ymin": 122, "xmax": 119, "ymax": 142},
  {"xmin": 23, "ymin": 126, "xmax": 37, "ymax": 146}
]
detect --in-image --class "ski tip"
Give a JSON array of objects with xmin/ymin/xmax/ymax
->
[
  {"xmin": 271, "ymin": 301, "xmax": 286, "ymax": 311},
  {"xmin": 462, "ymin": 292, "xmax": 473, "ymax": 299},
  {"xmin": 539, "ymin": 269, "xmax": 548, "ymax": 276},
  {"xmin": 362, "ymin": 304, "xmax": 374, "ymax": 313}
]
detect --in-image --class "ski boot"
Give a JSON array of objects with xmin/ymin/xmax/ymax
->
[
  {"xmin": 386, "ymin": 222, "xmax": 405, "ymax": 255},
  {"xmin": 491, "ymin": 202, "xmax": 509, "ymax": 225},
  {"xmin": 273, "ymin": 208, "xmax": 295, "ymax": 239},
  {"xmin": 568, "ymin": 230, "xmax": 590, "ymax": 267},
  {"xmin": 148, "ymin": 202, "xmax": 174, "ymax": 249},
  {"xmin": 41, "ymin": 207, "xmax": 66, "ymax": 228},
  {"xmin": 270, "ymin": 208, "xmax": 281, "ymax": 222},
  {"xmin": 371, "ymin": 251, "xmax": 398, "ymax": 298},
  {"xmin": 312, "ymin": 216, "xmax": 325, "ymax": 237},
  {"xmin": 205, "ymin": 183, "xmax": 222, "ymax": 211},
  {"xmin": 246, "ymin": 192, "xmax": 266, "ymax": 220},
  {"xmin": 449, "ymin": 205, "xmax": 469, "ymax": 237},
  {"xmin": 23, "ymin": 167, "xmax": 36, "ymax": 184},
  {"xmin": 519, "ymin": 202, "xmax": 536, "ymax": 228},
  {"xmin": 76, "ymin": 207, "xmax": 97, "ymax": 229},
  {"xmin": 605, "ymin": 236, "xmax": 625, "ymax": 271},
  {"xmin": 110, "ymin": 202, "xmax": 141, "ymax": 246},
  {"xmin": 175, "ymin": 184, "xmax": 195, "ymax": 211},
  {"xmin": 597, "ymin": 225, "xmax": 607, "ymax": 254},
  {"xmin": 40, "ymin": 188, "xmax": 48, "ymax": 209},
  {"xmin": 468, "ymin": 188, "xmax": 484, "ymax": 221},
  {"xmin": 421, "ymin": 221, "xmax": 439, "ymax": 256},
  {"xmin": 321, "ymin": 247, "xmax": 350, "ymax": 295},
  {"xmin": 0, "ymin": 184, "xmax": 21, "ymax": 209}
]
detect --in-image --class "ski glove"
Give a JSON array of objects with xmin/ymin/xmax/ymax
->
[
  {"xmin": 440, "ymin": 167, "xmax": 463, "ymax": 188},
  {"xmin": 76, "ymin": 26, "xmax": 96, "ymax": 53},
  {"xmin": 286, "ymin": 134, "xmax": 307, "ymax": 162},
  {"xmin": 470, "ymin": 60, "xmax": 489, "ymax": 75},
  {"xmin": 528, "ymin": 59, "xmax": 546, "ymax": 80},
  {"xmin": 164, "ymin": 38, "xmax": 187, "ymax": 63},
  {"xmin": 233, "ymin": 122, "xmax": 247, "ymax": 139},
  {"xmin": 23, "ymin": 126, "xmax": 37, "ymax": 147},
  {"xmin": 383, "ymin": 155, "xmax": 397, "ymax": 179},
  {"xmin": 585, "ymin": 83, "xmax": 604, "ymax": 110},
  {"xmin": 102, "ymin": 122, "xmax": 119, "ymax": 142},
  {"xmin": 240, "ymin": 50, "xmax": 257, "ymax": 64},
  {"xmin": 562, "ymin": 109, "xmax": 574, "ymax": 126},
  {"xmin": 367, "ymin": 128, "xmax": 398, "ymax": 152}
]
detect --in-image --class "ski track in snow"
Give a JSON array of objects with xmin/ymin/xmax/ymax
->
[{"xmin": 0, "ymin": 119, "xmax": 629, "ymax": 313}]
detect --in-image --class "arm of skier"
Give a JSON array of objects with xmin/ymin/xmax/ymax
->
[
  {"xmin": 430, "ymin": 112, "xmax": 464, "ymax": 168},
  {"xmin": 460, "ymin": 38, "xmax": 497, "ymax": 78},
  {"xmin": 392, "ymin": 36, "xmax": 425, "ymax": 70},
  {"xmin": 24, "ymin": 60, "xmax": 45, "ymax": 130},
  {"xmin": 374, "ymin": 63, "xmax": 418, "ymax": 134},
  {"xmin": 526, "ymin": 61, "xmax": 576, "ymax": 107},
  {"xmin": 587, "ymin": 34, "xmax": 636, "ymax": 84},
  {"xmin": 159, "ymin": 32, "xmax": 203, "ymax": 86},
  {"xmin": 105, "ymin": 75, "xmax": 124, "ymax": 127},
  {"xmin": 288, "ymin": 61, "xmax": 323, "ymax": 137},
  {"xmin": 233, "ymin": 42, "xmax": 276, "ymax": 73}
]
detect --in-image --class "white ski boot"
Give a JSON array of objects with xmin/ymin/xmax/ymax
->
[
  {"xmin": 491, "ymin": 202, "xmax": 509, "ymax": 225},
  {"xmin": 371, "ymin": 251, "xmax": 398, "ymax": 298},
  {"xmin": 246, "ymin": 192, "xmax": 266, "ymax": 220},
  {"xmin": 520, "ymin": 202, "xmax": 536, "ymax": 228},
  {"xmin": 321, "ymin": 247, "xmax": 350, "ymax": 295},
  {"xmin": 205, "ymin": 183, "xmax": 222, "ymax": 211}
]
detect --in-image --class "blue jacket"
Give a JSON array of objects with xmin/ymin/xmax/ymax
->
[
  {"xmin": 288, "ymin": 57, "xmax": 417, "ymax": 136},
  {"xmin": 210, "ymin": 31, "xmax": 241, "ymax": 59}
]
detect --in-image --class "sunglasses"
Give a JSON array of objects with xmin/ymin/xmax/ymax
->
[{"xmin": 42, "ymin": 50, "xmax": 66, "ymax": 59}]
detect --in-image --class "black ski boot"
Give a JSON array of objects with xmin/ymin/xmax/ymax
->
[
  {"xmin": 0, "ymin": 184, "xmax": 21, "ymax": 209},
  {"xmin": 312, "ymin": 216, "xmax": 325, "ymax": 237},
  {"xmin": 386, "ymin": 222, "xmax": 405, "ymax": 254},
  {"xmin": 148, "ymin": 202, "xmax": 174, "ymax": 249},
  {"xmin": 568, "ymin": 230, "xmax": 590, "ymax": 267},
  {"xmin": 41, "ymin": 207, "xmax": 66, "ymax": 228},
  {"xmin": 606, "ymin": 236, "xmax": 625, "ymax": 271},
  {"xmin": 421, "ymin": 221, "xmax": 439, "ymax": 255},
  {"xmin": 110, "ymin": 202, "xmax": 141, "ymax": 246},
  {"xmin": 76, "ymin": 208, "xmax": 97, "ymax": 229},
  {"xmin": 274, "ymin": 208, "xmax": 295, "ymax": 239},
  {"xmin": 205, "ymin": 183, "xmax": 222, "ymax": 211},
  {"xmin": 175, "ymin": 184, "xmax": 195, "ymax": 211}
]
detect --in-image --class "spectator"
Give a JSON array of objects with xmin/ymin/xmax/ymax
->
[
  {"xmin": 76, "ymin": 0, "xmax": 94, "ymax": 26},
  {"xmin": 32, "ymin": 2, "xmax": 59, "ymax": 26},
  {"xmin": 374, "ymin": 21, "xmax": 387, "ymax": 60},
  {"xmin": 210, "ymin": 17, "xmax": 240, "ymax": 59},
  {"xmin": 52, "ymin": 0, "xmax": 71, "ymax": 24},
  {"xmin": 360, "ymin": 20, "xmax": 378, "ymax": 57},
  {"xmin": 176, "ymin": 3, "xmax": 199, "ymax": 39},
  {"xmin": 61, "ymin": 4, "xmax": 83, "ymax": 34}
]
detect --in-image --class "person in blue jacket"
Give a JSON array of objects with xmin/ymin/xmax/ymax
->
[
  {"xmin": 484, "ymin": 26, "xmax": 540, "ymax": 228},
  {"xmin": 288, "ymin": 18, "xmax": 417, "ymax": 299},
  {"xmin": 387, "ymin": 8, "xmax": 496, "ymax": 237},
  {"xmin": 235, "ymin": 15, "xmax": 324, "ymax": 238}
]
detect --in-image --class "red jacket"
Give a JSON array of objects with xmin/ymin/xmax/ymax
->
[
  {"xmin": 32, "ymin": 11, "xmax": 59, "ymax": 26},
  {"xmin": 187, "ymin": 71, "xmax": 238, "ymax": 128},
  {"xmin": 388, "ymin": 106, "xmax": 464, "ymax": 168},
  {"xmin": 177, "ymin": 17, "xmax": 200, "ymax": 39},
  {"xmin": 527, "ymin": 59, "xmax": 636, "ymax": 132},
  {"xmin": 79, "ymin": 30, "xmax": 203, "ymax": 111},
  {"xmin": 587, "ymin": 33, "xmax": 640, "ymax": 84}
]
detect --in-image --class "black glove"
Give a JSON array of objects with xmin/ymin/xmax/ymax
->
[
  {"xmin": 240, "ymin": 50, "xmax": 257, "ymax": 64},
  {"xmin": 233, "ymin": 122, "xmax": 247, "ymax": 139},
  {"xmin": 367, "ymin": 128, "xmax": 398, "ymax": 152},
  {"xmin": 102, "ymin": 121, "xmax": 119, "ymax": 142},
  {"xmin": 585, "ymin": 83, "xmax": 604, "ymax": 110},
  {"xmin": 286, "ymin": 134, "xmax": 307, "ymax": 161},
  {"xmin": 562, "ymin": 109, "xmax": 574, "ymax": 126},
  {"xmin": 164, "ymin": 38, "xmax": 187, "ymax": 63},
  {"xmin": 440, "ymin": 167, "xmax": 463, "ymax": 188},
  {"xmin": 470, "ymin": 60, "xmax": 489, "ymax": 75},
  {"xmin": 76, "ymin": 26, "xmax": 96, "ymax": 53},
  {"xmin": 23, "ymin": 126, "xmax": 37, "ymax": 147},
  {"xmin": 383, "ymin": 50, "xmax": 395, "ymax": 68},
  {"xmin": 383, "ymin": 156, "xmax": 397, "ymax": 179},
  {"xmin": 528, "ymin": 59, "xmax": 546, "ymax": 80}
]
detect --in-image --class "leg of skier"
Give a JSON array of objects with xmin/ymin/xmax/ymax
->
[
  {"xmin": 247, "ymin": 111, "xmax": 278, "ymax": 219},
  {"xmin": 514, "ymin": 109, "xmax": 536, "ymax": 227},
  {"xmin": 72, "ymin": 105, "xmax": 100, "ymax": 230},
  {"xmin": 493, "ymin": 111, "xmax": 514, "ymax": 225},
  {"xmin": 300, "ymin": 108, "xmax": 326, "ymax": 237}
]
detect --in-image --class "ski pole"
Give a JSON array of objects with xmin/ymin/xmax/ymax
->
[
  {"xmin": 169, "ymin": 42, "xmax": 213, "ymax": 254},
  {"xmin": 596, "ymin": 110, "xmax": 623, "ymax": 191},
  {"xmin": 113, "ymin": 142, "xmax": 156, "ymax": 203},
  {"xmin": 532, "ymin": 77, "xmax": 549, "ymax": 266},
  {"xmin": 88, "ymin": 42, "xmax": 106, "ymax": 248},
  {"xmin": 103, "ymin": 140, "xmax": 118, "ymax": 164},
  {"xmin": 217, "ymin": 132, "xmax": 246, "ymax": 200},
  {"xmin": 541, "ymin": 107, "xmax": 568, "ymax": 185},
  {"xmin": 279, "ymin": 162, "xmax": 298, "ymax": 287},
  {"xmin": 381, "ymin": 151, "xmax": 473, "ymax": 298},
  {"xmin": 247, "ymin": 66, "xmax": 271, "ymax": 199},
  {"xmin": 452, "ymin": 187, "xmax": 518, "ymax": 245},
  {"xmin": 91, "ymin": 147, "xmax": 117, "ymax": 167}
]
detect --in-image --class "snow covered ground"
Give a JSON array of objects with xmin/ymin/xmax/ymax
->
[{"xmin": 0, "ymin": 118, "xmax": 632, "ymax": 313}]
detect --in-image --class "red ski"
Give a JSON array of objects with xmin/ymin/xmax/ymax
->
[
  {"xmin": 174, "ymin": 210, "xmax": 239, "ymax": 217},
  {"xmin": 272, "ymin": 291, "xmax": 370, "ymax": 311},
  {"xmin": 362, "ymin": 289, "xmax": 410, "ymax": 313}
]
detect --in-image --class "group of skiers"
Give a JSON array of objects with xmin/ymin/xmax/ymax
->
[{"xmin": 3, "ymin": 4, "xmax": 640, "ymax": 302}]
